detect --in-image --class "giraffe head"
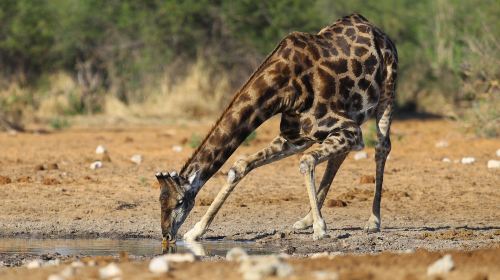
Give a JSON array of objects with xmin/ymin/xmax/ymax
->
[{"xmin": 156, "ymin": 171, "xmax": 197, "ymax": 242}]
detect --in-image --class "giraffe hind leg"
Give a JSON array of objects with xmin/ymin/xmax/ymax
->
[
  {"xmin": 293, "ymin": 153, "xmax": 347, "ymax": 230},
  {"xmin": 299, "ymin": 121, "xmax": 361, "ymax": 240}
]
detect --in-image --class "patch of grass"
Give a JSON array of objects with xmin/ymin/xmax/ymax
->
[
  {"xmin": 139, "ymin": 176, "xmax": 148, "ymax": 187},
  {"xmin": 188, "ymin": 133, "xmax": 203, "ymax": 149},
  {"xmin": 242, "ymin": 131, "xmax": 257, "ymax": 146},
  {"xmin": 49, "ymin": 117, "xmax": 70, "ymax": 130}
]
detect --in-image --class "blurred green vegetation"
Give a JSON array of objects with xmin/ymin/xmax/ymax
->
[{"xmin": 0, "ymin": 0, "xmax": 498, "ymax": 135}]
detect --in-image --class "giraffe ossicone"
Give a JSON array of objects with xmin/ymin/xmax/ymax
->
[{"xmin": 157, "ymin": 13, "xmax": 398, "ymax": 241}]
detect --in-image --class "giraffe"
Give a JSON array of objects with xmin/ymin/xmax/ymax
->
[{"xmin": 156, "ymin": 13, "xmax": 398, "ymax": 243}]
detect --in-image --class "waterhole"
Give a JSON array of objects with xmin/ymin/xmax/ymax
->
[{"xmin": 0, "ymin": 238, "xmax": 277, "ymax": 257}]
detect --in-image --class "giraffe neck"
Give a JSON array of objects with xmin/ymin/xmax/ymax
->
[{"xmin": 180, "ymin": 91, "xmax": 281, "ymax": 193}]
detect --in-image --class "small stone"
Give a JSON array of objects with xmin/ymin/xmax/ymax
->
[
  {"xmin": 99, "ymin": 263, "xmax": 122, "ymax": 279},
  {"xmin": 130, "ymin": 154, "xmax": 143, "ymax": 165},
  {"xmin": 44, "ymin": 259, "xmax": 61, "ymax": 266},
  {"xmin": 487, "ymin": 160, "xmax": 500, "ymax": 169},
  {"xmin": 47, "ymin": 274, "xmax": 64, "ymax": 280},
  {"xmin": 227, "ymin": 247, "xmax": 248, "ymax": 262},
  {"xmin": 95, "ymin": 145, "xmax": 107, "ymax": 154},
  {"xmin": 162, "ymin": 253, "xmax": 196, "ymax": 263},
  {"xmin": 353, "ymin": 151, "xmax": 368, "ymax": 160},
  {"xmin": 326, "ymin": 199, "xmax": 347, "ymax": 207},
  {"xmin": 26, "ymin": 259, "xmax": 43, "ymax": 269},
  {"xmin": 442, "ymin": 157, "xmax": 451, "ymax": 163},
  {"xmin": 310, "ymin": 252, "xmax": 330, "ymax": 259},
  {"xmin": 149, "ymin": 256, "xmax": 169, "ymax": 274},
  {"xmin": 90, "ymin": 161, "xmax": 103, "ymax": 170},
  {"xmin": 172, "ymin": 145, "xmax": 183, "ymax": 152},
  {"xmin": 34, "ymin": 164, "xmax": 45, "ymax": 171},
  {"xmin": 0, "ymin": 175, "xmax": 12, "ymax": 185},
  {"xmin": 435, "ymin": 140, "xmax": 449, "ymax": 148},
  {"xmin": 100, "ymin": 153, "xmax": 112, "ymax": 162},
  {"xmin": 59, "ymin": 266, "xmax": 76, "ymax": 278},
  {"xmin": 313, "ymin": 271, "xmax": 339, "ymax": 280},
  {"xmin": 359, "ymin": 175, "xmax": 375, "ymax": 184},
  {"xmin": 496, "ymin": 149, "xmax": 500, "ymax": 157},
  {"xmin": 427, "ymin": 254, "xmax": 454, "ymax": 276},
  {"xmin": 461, "ymin": 157, "xmax": 476, "ymax": 164},
  {"xmin": 239, "ymin": 255, "xmax": 293, "ymax": 280},
  {"xmin": 70, "ymin": 261, "xmax": 85, "ymax": 268},
  {"xmin": 46, "ymin": 163, "xmax": 59, "ymax": 170}
]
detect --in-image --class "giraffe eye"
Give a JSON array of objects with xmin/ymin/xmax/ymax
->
[{"xmin": 176, "ymin": 199, "xmax": 184, "ymax": 207}]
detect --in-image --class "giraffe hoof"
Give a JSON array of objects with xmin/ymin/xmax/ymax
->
[
  {"xmin": 312, "ymin": 219, "xmax": 327, "ymax": 240},
  {"xmin": 292, "ymin": 215, "xmax": 313, "ymax": 230},
  {"xmin": 183, "ymin": 222, "xmax": 204, "ymax": 241},
  {"xmin": 364, "ymin": 216, "xmax": 381, "ymax": 233},
  {"xmin": 312, "ymin": 230, "xmax": 328, "ymax": 240}
]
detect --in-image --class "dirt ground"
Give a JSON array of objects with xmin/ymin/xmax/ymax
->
[{"xmin": 0, "ymin": 117, "xmax": 499, "ymax": 278}]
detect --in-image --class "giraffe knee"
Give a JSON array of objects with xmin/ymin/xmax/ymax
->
[
  {"xmin": 299, "ymin": 154, "xmax": 316, "ymax": 174},
  {"xmin": 227, "ymin": 159, "xmax": 248, "ymax": 183}
]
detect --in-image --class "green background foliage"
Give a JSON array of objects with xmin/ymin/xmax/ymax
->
[{"xmin": 0, "ymin": 0, "xmax": 498, "ymax": 134}]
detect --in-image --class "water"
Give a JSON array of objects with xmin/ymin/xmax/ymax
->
[{"xmin": 0, "ymin": 238, "xmax": 277, "ymax": 257}]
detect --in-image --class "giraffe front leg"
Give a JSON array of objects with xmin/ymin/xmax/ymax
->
[
  {"xmin": 293, "ymin": 154, "xmax": 347, "ymax": 230},
  {"xmin": 184, "ymin": 136, "xmax": 311, "ymax": 241}
]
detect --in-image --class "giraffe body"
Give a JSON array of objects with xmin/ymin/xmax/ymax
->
[{"xmin": 157, "ymin": 13, "xmax": 398, "ymax": 242}]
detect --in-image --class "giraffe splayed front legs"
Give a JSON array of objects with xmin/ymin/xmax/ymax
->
[{"xmin": 157, "ymin": 13, "xmax": 398, "ymax": 241}]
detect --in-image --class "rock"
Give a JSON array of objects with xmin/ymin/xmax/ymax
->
[
  {"xmin": 313, "ymin": 270, "xmax": 339, "ymax": 280},
  {"xmin": 59, "ymin": 266, "xmax": 76, "ymax": 278},
  {"xmin": 172, "ymin": 145, "xmax": 183, "ymax": 152},
  {"xmin": 159, "ymin": 253, "xmax": 196, "ymax": 263},
  {"xmin": 353, "ymin": 151, "xmax": 368, "ymax": 160},
  {"xmin": 95, "ymin": 145, "xmax": 107, "ymax": 154},
  {"xmin": 130, "ymin": 154, "xmax": 143, "ymax": 165},
  {"xmin": 487, "ymin": 160, "xmax": 500, "ymax": 169},
  {"xmin": 227, "ymin": 247, "xmax": 248, "ymax": 262},
  {"xmin": 461, "ymin": 157, "xmax": 475, "ymax": 164},
  {"xmin": 435, "ymin": 140, "xmax": 449, "ymax": 148},
  {"xmin": 149, "ymin": 256, "xmax": 169, "ymax": 274},
  {"xmin": 359, "ymin": 175, "xmax": 375, "ymax": 184},
  {"xmin": 427, "ymin": 254, "xmax": 454, "ymax": 276},
  {"xmin": 326, "ymin": 199, "xmax": 347, "ymax": 208},
  {"xmin": 70, "ymin": 261, "xmax": 85, "ymax": 268},
  {"xmin": 90, "ymin": 161, "xmax": 103, "ymax": 170},
  {"xmin": 0, "ymin": 175, "xmax": 12, "ymax": 185},
  {"xmin": 239, "ymin": 255, "xmax": 293, "ymax": 280},
  {"xmin": 47, "ymin": 274, "xmax": 64, "ymax": 280},
  {"xmin": 26, "ymin": 259, "xmax": 43, "ymax": 269},
  {"xmin": 34, "ymin": 164, "xmax": 45, "ymax": 171},
  {"xmin": 46, "ymin": 163, "xmax": 59, "ymax": 170},
  {"xmin": 100, "ymin": 153, "xmax": 112, "ymax": 162},
  {"xmin": 310, "ymin": 252, "xmax": 330, "ymax": 259},
  {"xmin": 99, "ymin": 263, "xmax": 122, "ymax": 279},
  {"xmin": 496, "ymin": 149, "xmax": 500, "ymax": 157},
  {"xmin": 442, "ymin": 157, "xmax": 451, "ymax": 163},
  {"xmin": 44, "ymin": 259, "xmax": 61, "ymax": 266}
]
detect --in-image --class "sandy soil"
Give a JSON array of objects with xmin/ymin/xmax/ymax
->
[{"xmin": 0, "ymin": 118, "xmax": 499, "ymax": 277}]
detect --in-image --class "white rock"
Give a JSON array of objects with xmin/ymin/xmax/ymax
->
[
  {"xmin": 239, "ymin": 255, "xmax": 293, "ymax": 280},
  {"xmin": 427, "ymin": 254, "xmax": 454, "ymax": 276},
  {"xmin": 149, "ymin": 256, "xmax": 169, "ymax": 274},
  {"xmin": 130, "ymin": 154, "xmax": 143, "ymax": 165},
  {"xmin": 47, "ymin": 274, "xmax": 64, "ymax": 280},
  {"xmin": 487, "ymin": 160, "xmax": 500, "ymax": 169},
  {"xmin": 313, "ymin": 271, "xmax": 339, "ymax": 280},
  {"xmin": 162, "ymin": 253, "xmax": 196, "ymax": 263},
  {"xmin": 99, "ymin": 263, "xmax": 122, "ymax": 279},
  {"xmin": 435, "ymin": 140, "xmax": 449, "ymax": 148},
  {"xmin": 496, "ymin": 149, "xmax": 500, "ymax": 157},
  {"xmin": 71, "ymin": 261, "xmax": 85, "ymax": 268},
  {"xmin": 26, "ymin": 259, "xmax": 43, "ymax": 269},
  {"xmin": 44, "ymin": 259, "xmax": 61, "ymax": 267},
  {"xmin": 227, "ymin": 247, "xmax": 248, "ymax": 262},
  {"xmin": 172, "ymin": 145, "xmax": 183, "ymax": 152},
  {"xmin": 310, "ymin": 252, "xmax": 330, "ymax": 259},
  {"xmin": 442, "ymin": 157, "xmax": 451, "ymax": 163},
  {"xmin": 90, "ymin": 161, "xmax": 103, "ymax": 170},
  {"xmin": 95, "ymin": 145, "xmax": 107, "ymax": 154},
  {"xmin": 59, "ymin": 266, "xmax": 76, "ymax": 278},
  {"xmin": 461, "ymin": 157, "xmax": 475, "ymax": 164},
  {"xmin": 353, "ymin": 151, "xmax": 368, "ymax": 160}
]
